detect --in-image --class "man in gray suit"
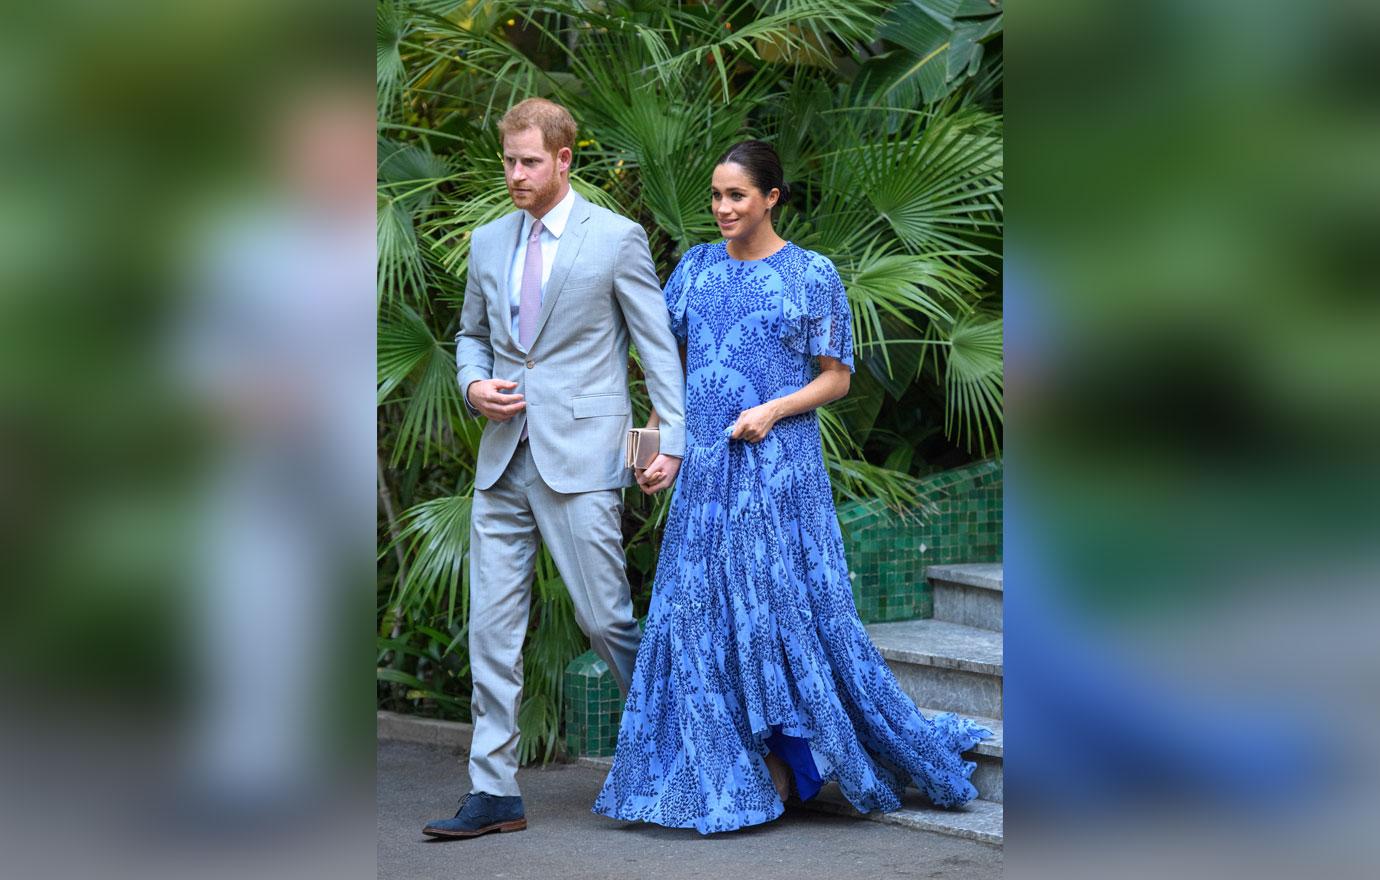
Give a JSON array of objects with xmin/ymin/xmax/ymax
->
[{"xmin": 423, "ymin": 98, "xmax": 685, "ymax": 839}]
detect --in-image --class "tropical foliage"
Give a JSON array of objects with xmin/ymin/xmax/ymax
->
[{"xmin": 377, "ymin": 0, "xmax": 1003, "ymax": 764}]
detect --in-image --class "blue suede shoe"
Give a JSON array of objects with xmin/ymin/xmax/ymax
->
[{"xmin": 422, "ymin": 792, "xmax": 526, "ymax": 839}]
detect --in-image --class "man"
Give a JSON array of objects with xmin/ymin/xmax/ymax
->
[{"xmin": 423, "ymin": 98, "xmax": 685, "ymax": 839}]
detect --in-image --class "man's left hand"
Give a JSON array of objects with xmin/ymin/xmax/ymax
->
[{"xmin": 637, "ymin": 454, "xmax": 682, "ymax": 495}]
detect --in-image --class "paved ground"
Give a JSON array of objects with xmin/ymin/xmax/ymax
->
[{"xmin": 379, "ymin": 739, "xmax": 1002, "ymax": 880}]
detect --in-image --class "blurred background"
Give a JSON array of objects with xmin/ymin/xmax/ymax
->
[
  {"xmin": 1005, "ymin": 0, "xmax": 1380, "ymax": 877},
  {"xmin": 0, "ymin": 2, "xmax": 375, "ymax": 878},
  {"xmin": 2, "ymin": 0, "xmax": 1378, "ymax": 877}
]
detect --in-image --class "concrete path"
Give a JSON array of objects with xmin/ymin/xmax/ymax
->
[{"xmin": 378, "ymin": 739, "xmax": 1003, "ymax": 880}]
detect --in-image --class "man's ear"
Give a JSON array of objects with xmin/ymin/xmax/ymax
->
[{"xmin": 557, "ymin": 147, "xmax": 572, "ymax": 174}]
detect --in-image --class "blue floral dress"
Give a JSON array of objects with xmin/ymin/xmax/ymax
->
[{"xmin": 592, "ymin": 241, "xmax": 991, "ymax": 834}]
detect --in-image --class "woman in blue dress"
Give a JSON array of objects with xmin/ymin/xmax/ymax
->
[{"xmin": 593, "ymin": 141, "xmax": 991, "ymax": 834}]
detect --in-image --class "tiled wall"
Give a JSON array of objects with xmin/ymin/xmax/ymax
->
[
  {"xmin": 562, "ymin": 651, "xmax": 623, "ymax": 758},
  {"xmin": 842, "ymin": 459, "xmax": 1003, "ymax": 623},
  {"xmin": 561, "ymin": 459, "xmax": 1003, "ymax": 756}
]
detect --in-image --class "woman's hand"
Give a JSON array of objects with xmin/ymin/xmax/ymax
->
[
  {"xmin": 636, "ymin": 454, "xmax": 681, "ymax": 494},
  {"xmin": 730, "ymin": 401, "xmax": 782, "ymax": 443}
]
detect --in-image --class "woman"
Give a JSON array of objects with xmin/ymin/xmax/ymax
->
[{"xmin": 593, "ymin": 141, "xmax": 991, "ymax": 834}]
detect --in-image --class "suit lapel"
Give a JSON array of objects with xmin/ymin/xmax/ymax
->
[{"xmin": 529, "ymin": 194, "xmax": 591, "ymax": 347}]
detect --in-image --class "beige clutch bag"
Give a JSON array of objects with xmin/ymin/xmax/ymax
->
[{"xmin": 626, "ymin": 427, "xmax": 660, "ymax": 471}]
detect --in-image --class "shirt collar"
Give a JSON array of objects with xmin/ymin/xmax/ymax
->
[{"xmin": 524, "ymin": 186, "xmax": 576, "ymax": 239}]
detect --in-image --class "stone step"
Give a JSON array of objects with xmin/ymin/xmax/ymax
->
[
  {"xmin": 866, "ymin": 618, "xmax": 1003, "ymax": 719},
  {"xmin": 969, "ymin": 755, "xmax": 1002, "ymax": 805},
  {"xmin": 926, "ymin": 562, "xmax": 1004, "ymax": 593},
  {"xmin": 809, "ymin": 785, "xmax": 1003, "ymax": 847},
  {"xmin": 928, "ymin": 562, "xmax": 1003, "ymax": 632}
]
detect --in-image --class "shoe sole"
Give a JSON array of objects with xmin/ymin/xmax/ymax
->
[{"xmin": 423, "ymin": 819, "xmax": 527, "ymax": 839}]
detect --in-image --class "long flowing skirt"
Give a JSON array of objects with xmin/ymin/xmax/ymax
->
[{"xmin": 593, "ymin": 434, "xmax": 990, "ymax": 834}]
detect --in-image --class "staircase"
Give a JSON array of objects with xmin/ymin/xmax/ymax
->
[{"xmin": 809, "ymin": 562, "xmax": 1004, "ymax": 845}]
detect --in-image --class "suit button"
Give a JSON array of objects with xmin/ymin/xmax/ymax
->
[{"xmin": 525, "ymin": 359, "xmax": 535, "ymax": 369}]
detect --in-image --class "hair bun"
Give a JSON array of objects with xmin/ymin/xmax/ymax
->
[{"xmin": 778, "ymin": 181, "xmax": 792, "ymax": 203}]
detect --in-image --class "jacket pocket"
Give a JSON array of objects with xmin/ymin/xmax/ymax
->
[{"xmin": 571, "ymin": 392, "xmax": 629, "ymax": 419}]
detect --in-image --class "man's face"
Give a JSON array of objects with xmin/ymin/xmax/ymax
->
[{"xmin": 502, "ymin": 126, "xmax": 569, "ymax": 215}]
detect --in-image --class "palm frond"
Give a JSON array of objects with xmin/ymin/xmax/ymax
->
[
  {"xmin": 386, "ymin": 493, "xmax": 473, "ymax": 626},
  {"xmin": 401, "ymin": 4, "xmax": 547, "ymax": 118},
  {"xmin": 390, "ymin": 337, "xmax": 467, "ymax": 468},
  {"xmin": 870, "ymin": 0, "xmax": 1003, "ymax": 106},
  {"xmin": 943, "ymin": 310, "xmax": 1003, "ymax": 455},
  {"xmin": 377, "ymin": 303, "xmax": 437, "ymax": 402},
  {"xmin": 845, "ymin": 107, "xmax": 1003, "ymax": 261},
  {"xmin": 377, "ymin": 2, "xmax": 408, "ymax": 115},
  {"xmin": 651, "ymin": 0, "xmax": 890, "ymax": 97},
  {"xmin": 378, "ymin": 300, "xmax": 467, "ymax": 467},
  {"xmin": 557, "ymin": 37, "xmax": 765, "ymax": 250},
  {"xmin": 837, "ymin": 240, "xmax": 979, "ymax": 377},
  {"xmin": 819, "ymin": 405, "xmax": 918, "ymax": 510},
  {"xmin": 378, "ymin": 139, "xmax": 456, "ymax": 213},
  {"xmin": 377, "ymin": 196, "xmax": 428, "ymax": 304}
]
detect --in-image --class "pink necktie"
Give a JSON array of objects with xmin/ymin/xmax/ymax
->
[
  {"xmin": 518, "ymin": 219, "xmax": 543, "ymax": 348},
  {"xmin": 518, "ymin": 219, "xmax": 542, "ymax": 440}
]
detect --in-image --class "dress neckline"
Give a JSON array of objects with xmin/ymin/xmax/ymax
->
[{"xmin": 722, "ymin": 240, "xmax": 793, "ymax": 264}]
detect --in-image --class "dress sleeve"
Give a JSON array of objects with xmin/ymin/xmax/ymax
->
[
  {"xmin": 663, "ymin": 247, "xmax": 697, "ymax": 345},
  {"xmin": 779, "ymin": 252, "xmax": 855, "ymax": 372}
]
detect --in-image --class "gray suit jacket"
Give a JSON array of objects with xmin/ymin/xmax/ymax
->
[{"xmin": 455, "ymin": 193, "xmax": 686, "ymax": 493}]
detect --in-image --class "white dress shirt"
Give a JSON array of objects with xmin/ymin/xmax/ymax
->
[{"xmin": 508, "ymin": 186, "xmax": 576, "ymax": 339}]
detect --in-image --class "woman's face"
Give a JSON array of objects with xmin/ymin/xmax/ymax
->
[{"xmin": 711, "ymin": 162, "xmax": 778, "ymax": 242}]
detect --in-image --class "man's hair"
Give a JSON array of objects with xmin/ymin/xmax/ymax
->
[{"xmin": 497, "ymin": 97, "xmax": 577, "ymax": 155}]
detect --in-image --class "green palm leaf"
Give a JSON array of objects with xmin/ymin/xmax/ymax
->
[
  {"xmin": 377, "ymin": 140, "xmax": 457, "ymax": 307},
  {"xmin": 871, "ymin": 0, "xmax": 1003, "ymax": 106},
  {"xmin": 847, "ymin": 108, "xmax": 1003, "ymax": 259},
  {"xmin": 836, "ymin": 241, "xmax": 978, "ymax": 377},
  {"xmin": 377, "ymin": 303, "xmax": 436, "ymax": 402},
  {"xmin": 378, "ymin": 302, "xmax": 466, "ymax": 467},
  {"xmin": 377, "ymin": 1, "xmax": 408, "ymax": 114},
  {"xmin": 943, "ymin": 311, "xmax": 1003, "ymax": 455},
  {"xmin": 386, "ymin": 493, "xmax": 473, "ymax": 626},
  {"xmin": 400, "ymin": 3, "xmax": 543, "ymax": 117},
  {"xmin": 378, "ymin": 139, "xmax": 455, "ymax": 213},
  {"xmin": 649, "ymin": 0, "xmax": 890, "ymax": 97},
  {"xmin": 819, "ymin": 406, "xmax": 918, "ymax": 510},
  {"xmin": 556, "ymin": 38, "xmax": 763, "ymax": 251}
]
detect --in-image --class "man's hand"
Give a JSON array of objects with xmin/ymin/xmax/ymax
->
[
  {"xmin": 636, "ymin": 453, "xmax": 682, "ymax": 495},
  {"xmin": 730, "ymin": 401, "xmax": 781, "ymax": 443},
  {"xmin": 467, "ymin": 379, "xmax": 526, "ymax": 422}
]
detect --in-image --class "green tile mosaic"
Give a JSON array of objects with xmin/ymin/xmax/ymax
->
[
  {"xmin": 562, "ymin": 649, "xmax": 623, "ymax": 757},
  {"xmin": 839, "ymin": 459, "xmax": 1002, "ymax": 623}
]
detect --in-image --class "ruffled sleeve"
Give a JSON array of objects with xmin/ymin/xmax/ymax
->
[
  {"xmin": 663, "ymin": 246, "xmax": 699, "ymax": 344},
  {"xmin": 779, "ymin": 251, "xmax": 855, "ymax": 372}
]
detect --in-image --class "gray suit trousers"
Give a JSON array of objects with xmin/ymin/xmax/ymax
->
[{"xmin": 466, "ymin": 441, "xmax": 641, "ymax": 797}]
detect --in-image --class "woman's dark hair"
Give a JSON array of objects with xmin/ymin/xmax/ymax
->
[{"xmin": 716, "ymin": 139, "xmax": 791, "ymax": 205}]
